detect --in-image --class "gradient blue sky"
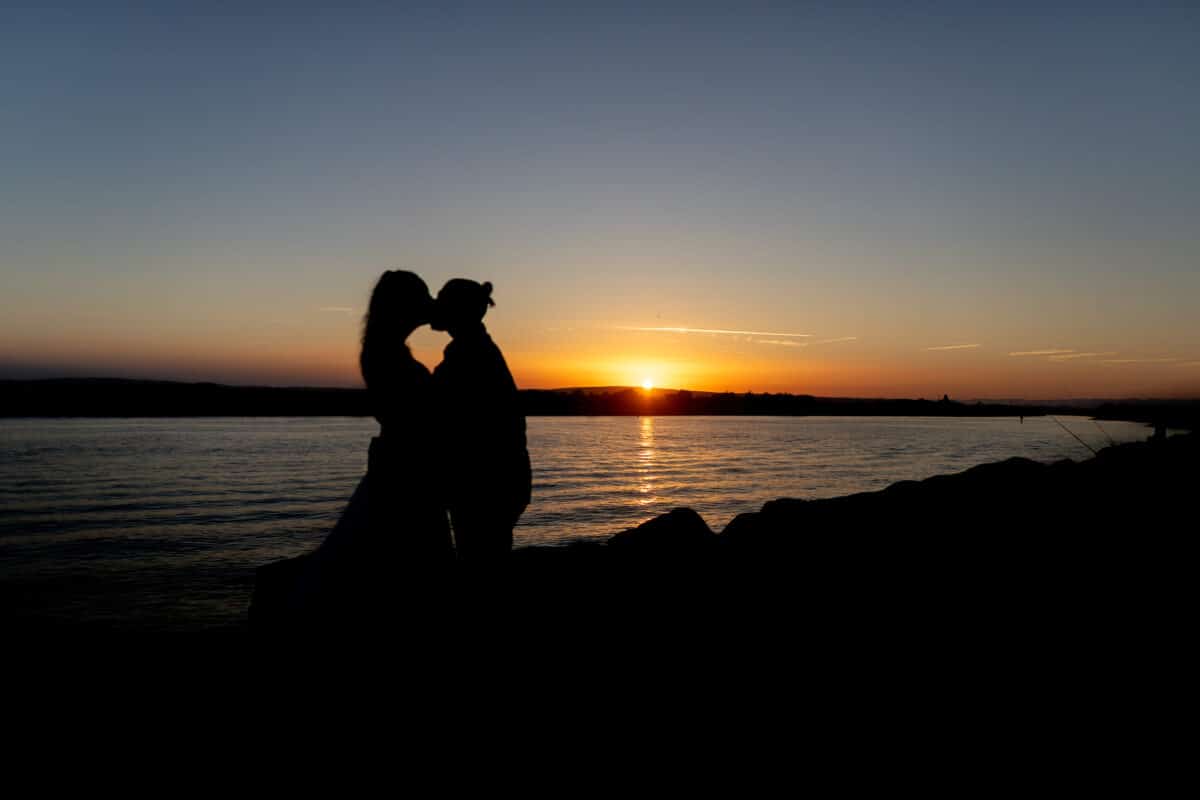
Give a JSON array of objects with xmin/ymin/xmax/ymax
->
[{"xmin": 3, "ymin": 1, "xmax": 1198, "ymax": 397}]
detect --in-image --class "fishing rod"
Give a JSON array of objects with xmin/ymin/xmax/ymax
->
[
  {"xmin": 1092, "ymin": 419, "xmax": 1116, "ymax": 448},
  {"xmin": 1051, "ymin": 416, "xmax": 1097, "ymax": 456}
]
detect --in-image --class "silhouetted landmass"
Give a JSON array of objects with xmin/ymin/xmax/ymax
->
[
  {"xmin": 8, "ymin": 377, "xmax": 1195, "ymax": 424},
  {"xmin": 0, "ymin": 378, "xmax": 371, "ymax": 417},
  {"xmin": 520, "ymin": 388, "xmax": 1042, "ymax": 417},
  {"xmin": 4, "ymin": 379, "xmax": 1196, "ymax": 431},
  {"xmin": 1093, "ymin": 400, "xmax": 1200, "ymax": 432},
  {"xmin": 253, "ymin": 431, "xmax": 1195, "ymax": 633}
]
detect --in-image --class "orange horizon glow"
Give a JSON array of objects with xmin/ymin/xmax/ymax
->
[
  {"xmin": 8, "ymin": 325, "xmax": 1198, "ymax": 401},
  {"xmin": 2, "ymin": 275, "xmax": 1197, "ymax": 401}
]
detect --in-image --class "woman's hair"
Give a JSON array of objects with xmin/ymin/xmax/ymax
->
[{"xmin": 360, "ymin": 270, "xmax": 431, "ymax": 388}]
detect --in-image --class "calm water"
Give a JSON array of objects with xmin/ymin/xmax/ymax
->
[{"xmin": 0, "ymin": 415, "xmax": 1150, "ymax": 629}]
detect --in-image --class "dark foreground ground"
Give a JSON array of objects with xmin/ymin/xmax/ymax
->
[{"xmin": 253, "ymin": 431, "xmax": 1195, "ymax": 636}]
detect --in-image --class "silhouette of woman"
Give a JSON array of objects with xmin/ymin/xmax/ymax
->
[
  {"xmin": 431, "ymin": 279, "xmax": 531, "ymax": 562},
  {"xmin": 294, "ymin": 270, "xmax": 452, "ymax": 620}
]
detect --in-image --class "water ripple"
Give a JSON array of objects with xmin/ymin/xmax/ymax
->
[{"xmin": 0, "ymin": 415, "xmax": 1151, "ymax": 626}]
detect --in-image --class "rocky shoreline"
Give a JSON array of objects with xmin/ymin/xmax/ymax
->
[{"xmin": 253, "ymin": 431, "xmax": 1195, "ymax": 630}]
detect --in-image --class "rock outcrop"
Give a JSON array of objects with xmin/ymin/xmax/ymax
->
[
  {"xmin": 608, "ymin": 508, "xmax": 715, "ymax": 553},
  {"xmin": 253, "ymin": 433, "xmax": 1196, "ymax": 632}
]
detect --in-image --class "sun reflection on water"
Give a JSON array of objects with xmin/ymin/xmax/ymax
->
[{"xmin": 636, "ymin": 415, "xmax": 657, "ymax": 506}]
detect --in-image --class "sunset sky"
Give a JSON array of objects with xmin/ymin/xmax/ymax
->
[{"xmin": 3, "ymin": 2, "xmax": 1198, "ymax": 399}]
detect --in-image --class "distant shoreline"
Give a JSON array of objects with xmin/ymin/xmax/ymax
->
[{"xmin": 2, "ymin": 378, "xmax": 1196, "ymax": 428}]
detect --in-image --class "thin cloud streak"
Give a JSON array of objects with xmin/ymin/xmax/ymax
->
[
  {"xmin": 1009, "ymin": 349, "xmax": 1075, "ymax": 357},
  {"xmin": 924, "ymin": 343, "xmax": 981, "ymax": 351},
  {"xmin": 1048, "ymin": 351, "xmax": 1117, "ymax": 362},
  {"xmin": 1101, "ymin": 357, "xmax": 1178, "ymax": 365},
  {"xmin": 619, "ymin": 326, "xmax": 813, "ymax": 338},
  {"xmin": 751, "ymin": 335, "xmax": 858, "ymax": 348},
  {"xmin": 318, "ymin": 306, "xmax": 357, "ymax": 313}
]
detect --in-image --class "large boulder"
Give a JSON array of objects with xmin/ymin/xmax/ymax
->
[
  {"xmin": 719, "ymin": 511, "xmax": 764, "ymax": 541},
  {"xmin": 608, "ymin": 508, "xmax": 715, "ymax": 554},
  {"xmin": 248, "ymin": 554, "xmax": 309, "ymax": 631}
]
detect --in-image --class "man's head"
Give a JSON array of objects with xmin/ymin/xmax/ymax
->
[{"xmin": 431, "ymin": 279, "xmax": 495, "ymax": 334}]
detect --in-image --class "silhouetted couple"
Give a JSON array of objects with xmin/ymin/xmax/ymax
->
[{"xmin": 294, "ymin": 271, "xmax": 530, "ymax": 619}]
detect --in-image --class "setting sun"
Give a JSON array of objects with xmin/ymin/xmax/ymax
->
[{"xmin": 641, "ymin": 378, "xmax": 654, "ymax": 391}]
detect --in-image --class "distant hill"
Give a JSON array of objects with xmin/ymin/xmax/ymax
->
[
  {"xmin": 1, "ymin": 378, "xmax": 1195, "ymax": 427},
  {"xmin": 0, "ymin": 378, "xmax": 370, "ymax": 418}
]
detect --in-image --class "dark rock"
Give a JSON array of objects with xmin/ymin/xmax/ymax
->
[
  {"xmin": 608, "ymin": 508, "xmax": 715, "ymax": 553},
  {"xmin": 252, "ymin": 433, "xmax": 1198, "ymax": 636},
  {"xmin": 249, "ymin": 554, "xmax": 309, "ymax": 631},
  {"xmin": 719, "ymin": 511, "xmax": 763, "ymax": 540}
]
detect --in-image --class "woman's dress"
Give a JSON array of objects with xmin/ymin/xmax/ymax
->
[{"xmin": 291, "ymin": 351, "xmax": 452, "ymax": 621}]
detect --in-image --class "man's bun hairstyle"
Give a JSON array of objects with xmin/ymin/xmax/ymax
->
[{"xmin": 435, "ymin": 278, "xmax": 496, "ymax": 327}]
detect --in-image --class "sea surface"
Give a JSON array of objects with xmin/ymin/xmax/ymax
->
[{"xmin": 0, "ymin": 415, "xmax": 1151, "ymax": 629}]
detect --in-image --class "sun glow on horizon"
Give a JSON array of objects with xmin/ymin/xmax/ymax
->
[{"xmin": 641, "ymin": 378, "xmax": 654, "ymax": 391}]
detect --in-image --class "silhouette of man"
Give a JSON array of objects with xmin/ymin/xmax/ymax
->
[{"xmin": 431, "ymin": 279, "xmax": 531, "ymax": 562}]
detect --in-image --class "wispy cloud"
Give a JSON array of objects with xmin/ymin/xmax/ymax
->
[
  {"xmin": 1047, "ymin": 351, "xmax": 1117, "ymax": 362},
  {"xmin": 318, "ymin": 306, "xmax": 357, "ymax": 313},
  {"xmin": 749, "ymin": 335, "xmax": 858, "ymax": 348},
  {"xmin": 1101, "ymin": 357, "xmax": 1178, "ymax": 365},
  {"xmin": 1009, "ymin": 348, "xmax": 1130, "ymax": 363},
  {"xmin": 924, "ymin": 343, "xmax": 981, "ymax": 351},
  {"xmin": 1009, "ymin": 349, "xmax": 1075, "ymax": 357},
  {"xmin": 619, "ymin": 326, "xmax": 812, "ymax": 339}
]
